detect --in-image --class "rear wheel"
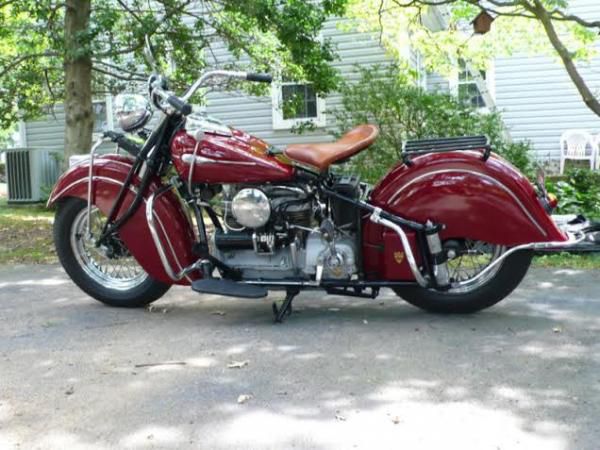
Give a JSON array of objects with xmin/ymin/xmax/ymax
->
[
  {"xmin": 54, "ymin": 198, "xmax": 171, "ymax": 307},
  {"xmin": 394, "ymin": 240, "xmax": 532, "ymax": 314}
]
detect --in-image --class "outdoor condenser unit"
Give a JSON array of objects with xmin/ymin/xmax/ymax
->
[{"xmin": 5, "ymin": 148, "xmax": 62, "ymax": 203}]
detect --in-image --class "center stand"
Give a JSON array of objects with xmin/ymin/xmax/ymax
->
[{"xmin": 272, "ymin": 289, "xmax": 299, "ymax": 323}]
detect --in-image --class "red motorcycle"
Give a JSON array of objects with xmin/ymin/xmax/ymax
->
[{"xmin": 48, "ymin": 54, "xmax": 597, "ymax": 322}]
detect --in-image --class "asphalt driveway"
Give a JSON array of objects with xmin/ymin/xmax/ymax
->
[{"xmin": 1, "ymin": 264, "xmax": 599, "ymax": 449}]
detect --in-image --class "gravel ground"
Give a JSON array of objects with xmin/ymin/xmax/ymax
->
[{"xmin": 1, "ymin": 264, "xmax": 599, "ymax": 449}]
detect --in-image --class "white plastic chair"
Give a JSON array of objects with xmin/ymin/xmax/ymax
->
[{"xmin": 559, "ymin": 130, "xmax": 596, "ymax": 174}]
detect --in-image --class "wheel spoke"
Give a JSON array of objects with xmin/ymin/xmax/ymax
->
[
  {"xmin": 444, "ymin": 240, "xmax": 505, "ymax": 293},
  {"xmin": 71, "ymin": 206, "xmax": 148, "ymax": 291}
]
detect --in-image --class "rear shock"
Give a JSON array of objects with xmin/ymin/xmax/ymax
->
[{"xmin": 425, "ymin": 221, "xmax": 451, "ymax": 289}]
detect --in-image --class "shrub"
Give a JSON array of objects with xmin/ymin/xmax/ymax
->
[
  {"xmin": 0, "ymin": 162, "xmax": 5, "ymax": 183},
  {"xmin": 330, "ymin": 64, "xmax": 534, "ymax": 181},
  {"xmin": 545, "ymin": 169, "xmax": 600, "ymax": 218}
]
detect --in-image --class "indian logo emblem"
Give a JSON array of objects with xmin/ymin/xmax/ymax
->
[{"xmin": 394, "ymin": 251, "xmax": 405, "ymax": 264}]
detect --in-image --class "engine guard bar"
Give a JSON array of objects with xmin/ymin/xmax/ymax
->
[{"xmin": 373, "ymin": 203, "xmax": 586, "ymax": 289}]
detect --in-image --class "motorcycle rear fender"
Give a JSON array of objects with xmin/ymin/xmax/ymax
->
[
  {"xmin": 363, "ymin": 151, "xmax": 567, "ymax": 280},
  {"xmin": 48, "ymin": 154, "xmax": 198, "ymax": 285}
]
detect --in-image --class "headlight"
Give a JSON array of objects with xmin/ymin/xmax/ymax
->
[
  {"xmin": 231, "ymin": 188, "xmax": 271, "ymax": 228},
  {"xmin": 114, "ymin": 94, "xmax": 152, "ymax": 132}
]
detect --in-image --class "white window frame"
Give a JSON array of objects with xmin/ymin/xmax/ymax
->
[
  {"xmin": 449, "ymin": 61, "xmax": 496, "ymax": 112},
  {"xmin": 271, "ymin": 81, "xmax": 326, "ymax": 130},
  {"xmin": 92, "ymin": 95, "xmax": 114, "ymax": 140}
]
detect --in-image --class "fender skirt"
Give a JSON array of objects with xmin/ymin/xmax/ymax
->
[
  {"xmin": 48, "ymin": 155, "xmax": 198, "ymax": 285},
  {"xmin": 363, "ymin": 151, "xmax": 566, "ymax": 280}
]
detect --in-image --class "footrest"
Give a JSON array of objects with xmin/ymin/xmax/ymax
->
[{"xmin": 192, "ymin": 279, "xmax": 268, "ymax": 298}]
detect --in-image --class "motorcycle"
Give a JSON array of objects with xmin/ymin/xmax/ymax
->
[{"xmin": 48, "ymin": 42, "xmax": 600, "ymax": 322}]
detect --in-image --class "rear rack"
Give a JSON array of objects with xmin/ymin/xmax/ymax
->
[{"xmin": 402, "ymin": 135, "xmax": 491, "ymax": 166}]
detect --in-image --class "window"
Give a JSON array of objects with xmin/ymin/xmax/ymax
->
[
  {"xmin": 457, "ymin": 59, "xmax": 486, "ymax": 108},
  {"xmin": 272, "ymin": 81, "xmax": 326, "ymax": 130}
]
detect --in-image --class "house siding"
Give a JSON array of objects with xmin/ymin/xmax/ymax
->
[
  {"xmin": 494, "ymin": 0, "xmax": 600, "ymax": 163},
  {"xmin": 204, "ymin": 18, "xmax": 390, "ymax": 149},
  {"xmin": 24, "ymin": 103, "xmax": 116, "ymax": 155}
]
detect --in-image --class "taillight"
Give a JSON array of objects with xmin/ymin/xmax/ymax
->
[{"xmin": 547, "ymin": 192, "xmax": 558, "ymax": 209}]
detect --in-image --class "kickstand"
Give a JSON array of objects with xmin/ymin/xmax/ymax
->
[{"xmin": 272, "ymin": 289, "xmax": 299, "ymax": 323}]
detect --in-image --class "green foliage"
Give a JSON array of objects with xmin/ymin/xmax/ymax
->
[
  {"xmin": 331, "ymin": 64, "xmax": 533, "ymax": 182},
  {"xmin": 545, "ymin": 169, "xmax": 600, "ymax": 218},
  {"xmin": 0, "ymin": 162, "xmax": 5, "ymax": 183},
  {"xmin": 0, "ymin": 1, "xmax": 344, "ymax": 129},
  {"xmin": 344, "ymin": 0, "xmax": 599, "ymax": 77}
]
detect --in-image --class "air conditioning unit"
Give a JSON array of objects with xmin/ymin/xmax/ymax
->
[{"xmin": 5, "ymin": 148, "xmax": 62, "ymax": 203}]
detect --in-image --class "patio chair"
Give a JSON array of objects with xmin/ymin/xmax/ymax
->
[{"xmin": 559, "ymin": 130, "xmax": 596, "ymax": 174}]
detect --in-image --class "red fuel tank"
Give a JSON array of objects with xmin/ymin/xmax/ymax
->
[{"xmin": 171, "ymin": 116, "xmax": 295, "ymax": 184}]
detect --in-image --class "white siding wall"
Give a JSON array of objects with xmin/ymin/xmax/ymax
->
[
  {"xmin": 205, "ymin": 18, "xmax": 390, "ymax": 149},
  {"xmin": 494, "ymin": 0, "xmax": 600, "ymax": 163},
  {"xmin": 24, "ymin": 104, "xmax": 116, "ymax": 154}
]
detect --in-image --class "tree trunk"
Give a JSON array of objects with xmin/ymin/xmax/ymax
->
[{"xmin": 64, "ymin": 0, "xmax": 93, "ymax": 169}]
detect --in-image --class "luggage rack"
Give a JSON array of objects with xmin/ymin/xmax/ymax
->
[{"xmin": 402, "ymin": 135, "xmax": 491, "ymax": 166}]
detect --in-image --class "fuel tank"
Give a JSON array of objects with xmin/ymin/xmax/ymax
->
[{"xmin": 171, "ymin": 115, "xmax": 295, "ymax": 184}]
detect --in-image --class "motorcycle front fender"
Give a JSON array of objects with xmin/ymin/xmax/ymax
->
[
  {"xmin": 363, "ymin": 151, "xmax": 566, "ymax": 280},
  {"xmin": 48, "ymin": 154, "xmax": 198, "ymax": 285}
]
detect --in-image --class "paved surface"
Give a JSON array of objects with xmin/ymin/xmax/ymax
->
[{"xmin": 1, "ymin": 265, "xmax": 600, "ymax": 449}]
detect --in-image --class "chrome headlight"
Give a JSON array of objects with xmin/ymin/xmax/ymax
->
[
  {"xmin": 231, "ymin": 188, "xmax": 271, "ymax": 228},
  {"xmin": 114, "ymin": 94, "xmax": 152, "ymax": 132}
]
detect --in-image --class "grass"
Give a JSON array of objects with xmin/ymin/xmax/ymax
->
[
  {"xmin": 0, "ymin": 198, "xmax": 57, "ymax": 264},
  {"xmin": 533, "ymin": 252, "xmax": 600, "ymax": 269},
  {"xmin": 1, "ymin": 197, "xmax": 600, "ymax": 269}
]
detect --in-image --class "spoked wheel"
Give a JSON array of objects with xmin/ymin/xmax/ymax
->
[
  {"xmin": 394, "ymin": 239, "xmax": 532, "ymax": 314},
  {"xmin": 54, "ymin": 198, "xmax": 170, "ymax": 307}
]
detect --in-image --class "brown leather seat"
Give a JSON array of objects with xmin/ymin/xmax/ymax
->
[{"xmin": 284, "ymin": 124, "xmax": 379, "ymax": 171}]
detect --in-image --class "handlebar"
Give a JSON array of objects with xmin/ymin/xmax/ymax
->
[
  {"xmin": 167, "ymin": 95, "xmax": 192, "ymax": 115},
  {"xmin": 150, "ymin": 70, "xmax": 272, "ymax": 116}
]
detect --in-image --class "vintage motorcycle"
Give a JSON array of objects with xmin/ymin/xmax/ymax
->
[{"xmin": 48, "ymin": 45, "xmax": 600, "ymax": 322}]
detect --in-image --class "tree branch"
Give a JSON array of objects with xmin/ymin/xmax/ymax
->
[
  {"xmin": 526, "ymin": 0, "xmax": 600, "ymax": 116},
  {"xmin": 0, "ymin": 52, "xmax": 59, "ymax": 79}
]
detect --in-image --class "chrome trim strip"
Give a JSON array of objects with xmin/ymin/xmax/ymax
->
[
  {"xmin": 51, "ymin": 176, "xmax": 139, "ymax": 204},
  {"xmin": 370, "ymin": 208, "xmax": 429, "ymax": 287},
  {"xmin": 387, "ymin": 169, "xmax": 547, "ymax": 237},
  {"xmin": 181, "ymin": 153, "xmax": 256, "ymax": 166}
]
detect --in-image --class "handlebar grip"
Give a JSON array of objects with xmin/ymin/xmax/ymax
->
[
  {"xmin": 246, "ymin": 73, "xmax": 273, "ymax": 83},
  {"xmin": 116, "ymin": 136, "xmax": 141, "ymax": 157},
  {"xmin": 167, "ymin": 95, "xmax": 192, "ymax": 115},
  {"xmin": 103, "ymin": 131, "xmax": 141, "ymax": 157}
]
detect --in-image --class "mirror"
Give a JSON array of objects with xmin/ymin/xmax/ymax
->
[{"xmin": 114, "ymin": 94, "xmax": 153, "ymax": 132}]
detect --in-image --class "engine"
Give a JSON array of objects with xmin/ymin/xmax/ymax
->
[{"xmin": 209, "ymin": 179, "xmax": 361, "ymax": 281}]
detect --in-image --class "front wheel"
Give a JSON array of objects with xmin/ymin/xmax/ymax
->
[
  {"xmin": 54, "ymin": 198, "xmax": 171, "ymax": 307},
  {"xmin": 394, "ymin": 240, "xmax": 533, "ymax": 314}
]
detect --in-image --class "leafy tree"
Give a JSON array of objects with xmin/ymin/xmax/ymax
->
[
  {"xmin": 0, "ymin": 0, "xmax": 345, "ymax": 163},
  {"xmin": 344, "ymin": 0, "xmax": 600, "ymax": 118},
  {"xmin": 332, "ymin": 64, "xmax": 534, "ymax": 181}
]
